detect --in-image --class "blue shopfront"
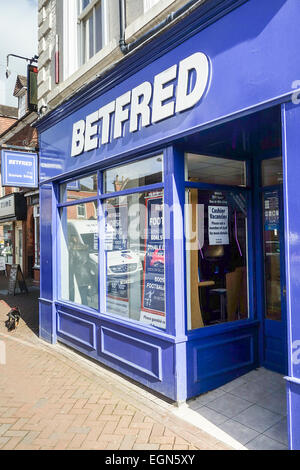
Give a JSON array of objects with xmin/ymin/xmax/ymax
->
[{"xmin": 36, "ymin": 0, "xmax": 300, "ymax": 450}]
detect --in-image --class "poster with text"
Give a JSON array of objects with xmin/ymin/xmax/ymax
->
[
  {"xmin": 208, "ymin": 205, "xmax": 229, "ymax": 245},
  {"xmin": 140, "ymin": 192, "xmax": 166, "ymax": 330},
  {"xmin": 105, "ymin": 202, "xmax": 129, "ymax": 316}
]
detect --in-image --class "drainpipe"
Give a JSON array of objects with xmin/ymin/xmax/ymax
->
[{"xmin": 119, "ymin": 0, "xmax": 202, "ymax": 55}]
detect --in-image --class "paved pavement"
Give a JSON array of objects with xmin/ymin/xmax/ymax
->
[{"xmin": 0, "ymin": 276, "xmax": 231, "ymax": 450}]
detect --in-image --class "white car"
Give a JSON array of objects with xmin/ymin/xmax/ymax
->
[{"xmin": 106, "ymin": 250, "xmax": 143, "ymax": 277}]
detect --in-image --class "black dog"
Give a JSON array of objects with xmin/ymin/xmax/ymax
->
[{"xmin": 5, "ymin": 307, "xmax": 21, "ymax": 332}]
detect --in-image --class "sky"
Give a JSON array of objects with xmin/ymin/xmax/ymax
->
[{"xmin": 0, "ymin": 0, "xmax": 38, "ymax": 108}]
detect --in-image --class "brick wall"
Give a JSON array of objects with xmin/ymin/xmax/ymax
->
[
  {"xmin": 5, "ymin": 125, "xmax": 38, "ymax": 148},
  {"xmin": 0, "ymin": 117, "xmax": 16, "ymax": 135}
]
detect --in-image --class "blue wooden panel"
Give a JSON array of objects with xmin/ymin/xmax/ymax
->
[
  {"xmin": 187, "ymin": 324, "xmax": 259, "ymax": 398},
  {"xmin": 39, "ymin": 299, "xmax": 55, "ymax": 344},
  {"xmin": 40, "ymin": 184, "xmax": 53, "ymax": 301},
  {"xmin": 57, "ymin": 310, "xmax": 96, "ymax": 350},
  {"xmin": 100, "ymin": 326, "xmax": 162, "ymax": 381},
  {"xmin": 264, "ymin": 335, "xmax": 285, "ymax": 374},
  {"xmin": 54, "ymin": 305, "xmax": 177, "ymax": 399}
]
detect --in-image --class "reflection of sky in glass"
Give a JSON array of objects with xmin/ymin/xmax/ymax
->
[{"xmin": 105, "ymin": 156, "xmax": 163, "ymax": 193}]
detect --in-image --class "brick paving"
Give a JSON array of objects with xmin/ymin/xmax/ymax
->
[{"xmin": 0, "ymin": 277, "xmax": 231, "ymax": 450}]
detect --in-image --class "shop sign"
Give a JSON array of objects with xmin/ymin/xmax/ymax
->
[
  {"xmin": 0, "ymin": 195, "xmax": 15, "ymax": 218},
  {"xmin": 140, "ymin": 192, "xmax": 166, "ymax": 329},
  {"xmin": 71, "ymin": 52, "xmax": 210, "ymax": 157},
  {"xmin": 1, "ymin": 150, "xmax": 38, "ymax": 188}
]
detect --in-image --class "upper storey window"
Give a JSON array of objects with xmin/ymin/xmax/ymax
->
[
  {"xmin": 78, "ymin": 0, "xmax": 104, "ymax": 64},
  {"xmin": 144, "ymin": 0, "xmax": 160, "ymax": 12}
]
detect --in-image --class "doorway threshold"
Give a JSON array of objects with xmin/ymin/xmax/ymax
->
[{"xmin": 172, "ymin": 368, "xmax": 288, "ymax": 450}]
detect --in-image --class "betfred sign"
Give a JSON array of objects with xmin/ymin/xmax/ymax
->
[
  {"xmin": 1, "ymin": 150, "xmax": 38, "ymax": 188},
  {"xmin": 71, "ymin": 52, "xmax": 210, "ymax": 157}
]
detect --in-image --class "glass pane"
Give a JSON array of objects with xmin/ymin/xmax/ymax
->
[
  {"xmin": 95, "ymin": 1, "xmax": 102, "ymax": 53},
  {"xmin": 185, "ymin": 189, "xmax": 249, "ymax": 329},
  {"xmin": 103, "ymin": 190, "xmax": 166, "ymax": 329},
  {"xmin": 185, "ymin": 153, "xmax": 246, "ymax": 187},
  {"xmin": 263, "ymin": 190, "xmax": 282, "ymax": 320},
  {"xmin": 82, "ymin": 19, "xmax": 87, "ymax": 63},
  {"xmin": 60, "ymin": 202, "xmax": 98, "ymax": 309},
  {"xmin": 81, "ymin": 0, "xmax": 91, "ymax": 12},
  {"xmin": 60, "ymin": 174, "xmax": 97, "ymax": 202},
  {"xmin": 261, "ymin": 157, "xmax": 283, "ymax": 186},
  {"xmin": 104, "ymin": 155, "xmax": 163, "ymax": 193},
  {"xmin": 88, "ymin": 13, "xmax": 94, "ymax": 59},
  {"xmin": 0, "ymin": 223, "xmax": 13, "ymax": 264}
]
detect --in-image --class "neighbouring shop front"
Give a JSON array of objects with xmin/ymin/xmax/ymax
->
[
  {"xmin": 36, "ymin": 0, "xmax": 300, "ymax": 449},
  {"xmin": 0, "ymin": 193, "xmax": 27, "ymax": 271}
]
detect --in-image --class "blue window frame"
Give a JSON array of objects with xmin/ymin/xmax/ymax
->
[
  {"xmin": 56, "ymin": 152, "xmax": 168, "ymax": 333},
  {"xmin": 183, "ymin": 153, "xmax": 256, "ymax": 335}
]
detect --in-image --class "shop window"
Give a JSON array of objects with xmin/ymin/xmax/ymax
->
[
  {"xmin": 185, "ymin": 188, "xmax": 249, "ymax": 329},
  {"xmin": 1, "ymin": 224, "xmax": 13, "ymax": 264},
  {"xmin": 185, "ymin": 154, "xmax": 247, "ymax": 187},
  {"xmin": 60, "ymin": 201, "xmax": 99, "ymax": 309},
  {"xmin": 104, "ymin": 155, "xmax": 163, "ymax": 193},
  {"xmin": 60, "ymin": 174, "xmax": 98, "ymax": 202},
  {"xmin": 78, "ymin": 0, "xmax": 104, "ymax": 65},
  {"xmin": 103, "ymin": 190, "xmax": 166, "ymax": 329},
  {"xmin": 261, "ymin": 157, "xmax": 283, "ymax": 187}
]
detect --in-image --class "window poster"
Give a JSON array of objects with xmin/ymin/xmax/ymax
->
[
  {"xmin": 208, "ymin": 205, "xmax": 229, "ymax": 245},
  {"xmin": 140, "ymin": 192, "xmax": 166, "ymax": 329},
  {"xmin": 105, "ymin": 202, "xmax": 130, "ymax": 317},
  {"xmin": 264, "ymin": 191, "xmax": 280, "ymax": 231}
]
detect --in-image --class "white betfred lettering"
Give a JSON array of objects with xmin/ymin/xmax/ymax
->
[
  {"xmin": 114, "ymin": 91, "xmax": 131, "ymax": 139},
  {"xmin": 71, "ymin": 120, "xmax": 85, "ymax": 157},
  {"xmin": 70, "ymin": 52, "xmax": 210, "ymax": 156},
  {"xmin": 98, "ymin": 101, "xmax": 115, "ymax": 145},
  {"xmin": 130, "ymin": 81, "xmax": 152, "ymax": 132},
  {"xmin": 84, "ymin": 110, "xmax": 99, "ymax": 152},
  {"xmin": 176, "ymin": 52, "xmax": 209, "ymax": 113},
  {"xmin": 152, "ymin": 64, "xmax": 177, "ymax": 123}
]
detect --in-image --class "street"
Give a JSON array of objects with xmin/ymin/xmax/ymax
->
[{"xmin": 0, "ymin": 277, "xmax": 229, "ymax": 450}]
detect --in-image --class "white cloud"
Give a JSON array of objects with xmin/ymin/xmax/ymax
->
[{"xmin": 0, "ymin": 0, "xmax": 38, "ymax": 108}]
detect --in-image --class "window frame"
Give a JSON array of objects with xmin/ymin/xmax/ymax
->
[
  {"xmin": 184, "ymin": 154, "xmax": 256, "ymax": 333},
  {"xmin": 33, "ymin": 205, "xmax": 40, "ymax": 268},
  {"xmin": 77, "ymin": 0, "xmax": 108, "ymax": 66},
  {"xmin": 143, "ymin": 0, "xmax": 160, "ymax": 13}
]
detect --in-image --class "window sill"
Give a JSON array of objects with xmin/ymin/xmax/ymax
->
[
  {"xmin": 55, "ymin": 299, "xmax": 186, "ymax": 344},
  {"xmin": 125, "ymin": 0, "xmax": 202, "ymax": 44}
]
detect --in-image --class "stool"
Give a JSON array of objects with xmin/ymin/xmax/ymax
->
[{"xmin": 209, "ymin": 288, "xmax": 227, "ymax": 321}]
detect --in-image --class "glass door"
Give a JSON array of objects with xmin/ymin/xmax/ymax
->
[
  {"xmin": 261, "ymin": 158, "xmax": 287, "ymax": 373},
  {"xmin": 185, "ymin": 154, "xmax": 252, "ymax": 329}
]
